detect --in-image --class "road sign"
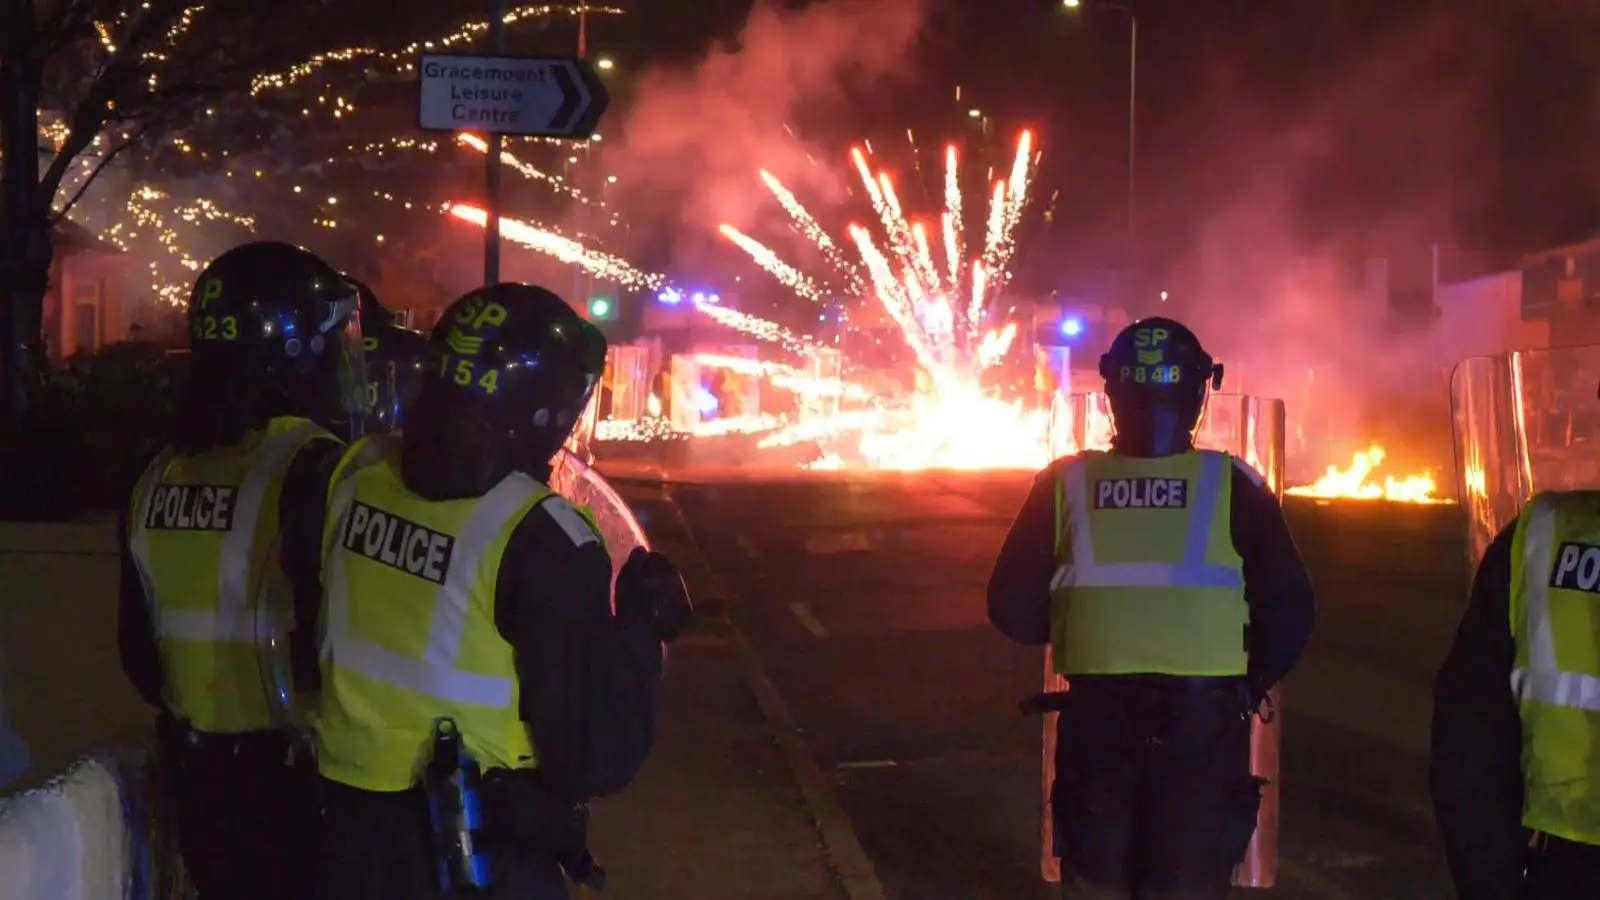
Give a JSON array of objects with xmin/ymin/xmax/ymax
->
[{"xmin": 418, "ymin": 53, "xmax": 609, "ymax": 138}]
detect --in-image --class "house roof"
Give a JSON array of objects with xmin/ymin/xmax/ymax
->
[{"xmin": 54, "ymin": 219, "xmax": 123, "ymax": 256}]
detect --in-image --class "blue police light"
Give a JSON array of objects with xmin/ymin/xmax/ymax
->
[
  {"xmin": 706, "ymin": 294, "xmax": 720, "ymax": 304},
  {"xmin": 692, "ymin": 387, "xmax": 719, "ymax": 414},
  {"xmin": 657, "ymin": 288, "xmax": 683, "ymax": 305},
  {"xmin": 691, "ymin": 292, "xmax": 705, "ymax": 304},
  {"xmin": 1060, "ymin": 317, "xmax": 1083, "ymax": 338}
]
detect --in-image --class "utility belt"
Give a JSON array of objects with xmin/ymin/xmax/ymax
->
[
  {"xmin": 1020, "ymin": 674, "xmax": 1273, "ymax": 723},
  {"xmin": 155, "ymin": 713, "xmax": 306, "ymax": 767},
  {"xmin": 424, "ymin": 718, "xmax": 605, "ymax": 895}
]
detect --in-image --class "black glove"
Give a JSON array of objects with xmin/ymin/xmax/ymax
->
[{"xmin": 615, "ymin": 547, "xmax": 692, "ymax": 643}]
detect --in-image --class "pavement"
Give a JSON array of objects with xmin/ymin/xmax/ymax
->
[
  {"xmin": 0, "ymin": 499, "xmax": 856, "ymax": 899},
  {"xmin": 1, "ymin": 471, "xmax": 1473, "ymax": 900}
]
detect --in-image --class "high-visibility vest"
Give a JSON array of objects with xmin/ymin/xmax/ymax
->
[
  {"xmin": 314, "ymin": 441, "xmax": 605, "ymax": 792},
  {"xmin": 1048, "ymin": 449, "xmax": 1249, "ymax": 677},
  {"xmin": 1509, "ymin": 492, "xmax": 1600, "ymax": 845},
  {"xmin": 127, "ymin": 417, "xmax": 335, "ymax": 733}
]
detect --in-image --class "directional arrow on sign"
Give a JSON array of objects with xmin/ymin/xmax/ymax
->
[{"xmin": 417, "ymin": 54, "xmax": 611, "ymax": 139}]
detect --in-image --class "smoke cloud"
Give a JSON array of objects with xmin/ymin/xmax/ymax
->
[
  {"xmin": 1162, "ymin": 4, "xmax": 1526, "ymax": 482},
  {"xmin": 603, "ymin": 0, "xmax": 929, "ymax": 264}
]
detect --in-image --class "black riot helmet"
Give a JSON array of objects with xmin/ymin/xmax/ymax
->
[
  {"xmin": 362, "ymin": 324, "xmax": 431, "ymax": 434},
  {"xmin": 1098, "ymin": 317, "xmax": 1223, "ymax": 457},
  {"xmin": 400, "ymin": 283, "xmax": 606, "ymax": 498},
  {"xmin": 176, "ymin": 241, "xmax": 367, "ymax": 452}
]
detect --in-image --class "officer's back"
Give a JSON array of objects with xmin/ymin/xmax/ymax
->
[
  {"xmin": 987, "ymin": 317, "xmax": 1314, "ymax": 900},
  {"xmin": 117, "ymin": 241, "xmax": 368, "ymax": 900},
  {"xmin": 313, "ymin": 283, "xmax": 689, "ymax": 900}
]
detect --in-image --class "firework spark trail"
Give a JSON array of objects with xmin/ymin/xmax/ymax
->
[
  {"xmin": 991, "ymin": 131, "xmax": 1035, "ymax": 289},
  {"xmin": 249, "ymin": 4, "xmax": 624, "ymax": 95},
  {"xmin": 693, "ymin": 353, "xmax": 872, "ymax": 400},
  {"xmin": 969, "ymin": 181, "xmax": 1007, "ymax": 329},
  {"xmin": 874, "ymin": 173, "xmax": 928, "ymax": 295},
  {"xmin": 447, "ymin": 204, "xmax": 661, "ymax": 290},
  {"xmin": 456, "ymin": 134, "xmax": 600, "ymax": 206},
  {"xmin": 911, "ymin": 222, "xmax": 938, "ymax": 290},
  {"xmin": 757, "ymin": 409, "xmax": 887, "ymax": 449},
  {"xmin": 853, "ymin": 149, "xmax": 920, "ymax": 276},
  {"xmin": 757, "ymin": 169, "xmax": 862, "ymax": 295},
  {"xmin": 690, "ymin": 302, "xmax": 818, "ymax": 356},
  {"xmin": 770, "ymin": 374, "xmax": 873, "ymax": 401},
  {"xmin": 691, "ymin": 354, "xmax": 805, "ymax": 379},
  {"xmin": 968, "ymin": 260, "xmax": 990, "ymax": 334},
  {"xmin": 982, "ymin": 180, "xmax": 1007, "ymax": 268},
  {"xmin": 717, "ymin": 225, "xmax": 825, "ymax": 303},
  {"xmin": 848, "ymin": 224, "xmax": 939, "ymax": 374},
  {"xmin": 943, "ymin": 145, "xmax": 964, "ymax": 289}
]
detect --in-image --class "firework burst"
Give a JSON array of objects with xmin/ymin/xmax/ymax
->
[{"xmin": 726, "ymin": 129, "xmax": 1035, "ymax": 370}]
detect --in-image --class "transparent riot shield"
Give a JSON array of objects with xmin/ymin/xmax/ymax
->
[
  {"xmin": 551, "ymin": 449, "xmax": 653, "ymax": 587},
  {"xmin": 1041, "ymin": 392, "xmax": 1285, "ymax": 889},
  {"xmin": 1451, "ymin": 344, "xmax": 1600, "ymax": 576}
]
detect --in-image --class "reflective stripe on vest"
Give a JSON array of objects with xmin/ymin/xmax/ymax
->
[
  {"xmin": 322, "ymin": 474, "xmax": 542, "ymax": 708},
  {"xmin": 1511, "ymin": 499, "xmax": 1600, "ymax": 711},
  {"xmin": 1050, "ymin": 451, "xmax": 1244, "ymax": 592},
  {"xmin": 130, "ymin": 420, "xmax": 324, "ymax": 644}
]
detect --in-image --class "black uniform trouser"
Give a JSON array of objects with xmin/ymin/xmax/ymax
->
[
  {"xmin": 1051, "ymin": 677, "xmax": 1261, "ymax": 900},
  {"xmin": 1520, "ymin": 835, "xmax": 1600, "ymax": 900},
  {"xmin": 315, "ymin": 776, "xmax": 570, "ymax": 900},
  {"xmin": 165, "ymin": 728, "xmax": 317, "ymax": 900}
]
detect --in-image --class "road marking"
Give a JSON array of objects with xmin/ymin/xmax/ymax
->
[
  {"xmin": 789, "ymin": 602, "xmax": 831, "ymax": 638},
  {"xmin": 837, "ymin": 759, "xmax": 898, "ymax": 770},
  {"xmin": 661, "ymin": 488, "xmax": 889, "ymax": 900}
]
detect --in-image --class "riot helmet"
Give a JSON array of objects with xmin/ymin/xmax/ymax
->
[
  {"xmin": 176, "ymin": 241, "xmax": 367, "ymax": 451},
  {"xmin": 400, "ymin": 283, "xmax": 606, "ymax": 497},
  {"xmin": 363, "ymin": 324, "xmax": 431, "ymax": 434},
  {"xmin": 1098, "ymin": 317, "xmax": 1222, "ymax": 457}
]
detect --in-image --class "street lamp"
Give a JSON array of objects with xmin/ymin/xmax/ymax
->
[
  {"xmin": 596, "ymin": 56, "xmax": 615, "ymax": 71},
  {"xmin": 1064, "ymin": 0, "xmax": 1137, "ymax": 290}
]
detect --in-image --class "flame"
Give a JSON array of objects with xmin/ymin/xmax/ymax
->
[{"xmin": 1286, "ymin": 445, "xmax": 1446, "ymax": 504}]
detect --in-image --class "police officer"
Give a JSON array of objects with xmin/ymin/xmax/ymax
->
[
  {"xmin": 988, "ymin": 317, "xmax": 1315, "ymax": 899},
  {"xmin": 117, "ymin": 241, "xmax": 367, "ymax": 899},
  {"xmin": 313, "ymin": 283, "xmax": 690, "ymax": 900},
  {"xmin": 349, "ymin": 277, "xmax": 430, "ymax": 434},
  {"xmin": 1432, "ymin": 494, "xmax": 1600, "ymax": 899}
]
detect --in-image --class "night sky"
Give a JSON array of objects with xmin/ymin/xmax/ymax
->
[{"xmin": 464, "ymin": 0, "xmax": 1600, "ymax": 312}]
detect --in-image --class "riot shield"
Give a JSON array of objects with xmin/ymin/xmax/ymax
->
[
  {"xmin": 1041, "ymin": 392, "xmax": 1285, "ymax": 889},
  {"xmin": 1451, "ymin": 344, "xmax": 1600, "ymax": 576},
  {"xmin": 551, "ymin": 449, "xmax": 653, "ymax": 588}
]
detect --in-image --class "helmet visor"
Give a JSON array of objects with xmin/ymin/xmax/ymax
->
[{"xmin": 321, "ymin": 280, "xmax": 369, "ymax": 439}]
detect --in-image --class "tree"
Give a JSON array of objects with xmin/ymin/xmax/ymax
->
[{"xmin": 0, "ymin": 0, "xmax": 376, "ymax": 427}]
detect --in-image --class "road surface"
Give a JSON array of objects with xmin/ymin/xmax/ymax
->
[{"xmin": 654, "ymin": 470, "xmax": 1465, "ymax": 900}]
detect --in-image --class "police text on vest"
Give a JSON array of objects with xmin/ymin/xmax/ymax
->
[
  {"xmin": 1093, "ymin": 477, "xmax": 1189, "ymax": 509},
  {"xmin": 146, "ymin": 484, "xmax": 238, "ymax": 531},
  {"xmin": 1551, "ymin": 542, "xmax": 1600, "ymax": 594},
  {"xmin": 343, "ymin": 501, "xmax": 455, "ymax": 584}
]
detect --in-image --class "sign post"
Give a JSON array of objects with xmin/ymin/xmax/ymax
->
[{"xmin": 418, "ymin": 25, "xmax": 610, "ymax": 287}]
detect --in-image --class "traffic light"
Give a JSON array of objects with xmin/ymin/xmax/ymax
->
[{"xmin": 587, "ymin": 294, "xmax": 616, "ymax": 321}]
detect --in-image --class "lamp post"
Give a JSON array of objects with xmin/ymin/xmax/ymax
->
[{"xmin": 1063, "ymin": 0, "xmax": 1136, "ymax": 296}]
